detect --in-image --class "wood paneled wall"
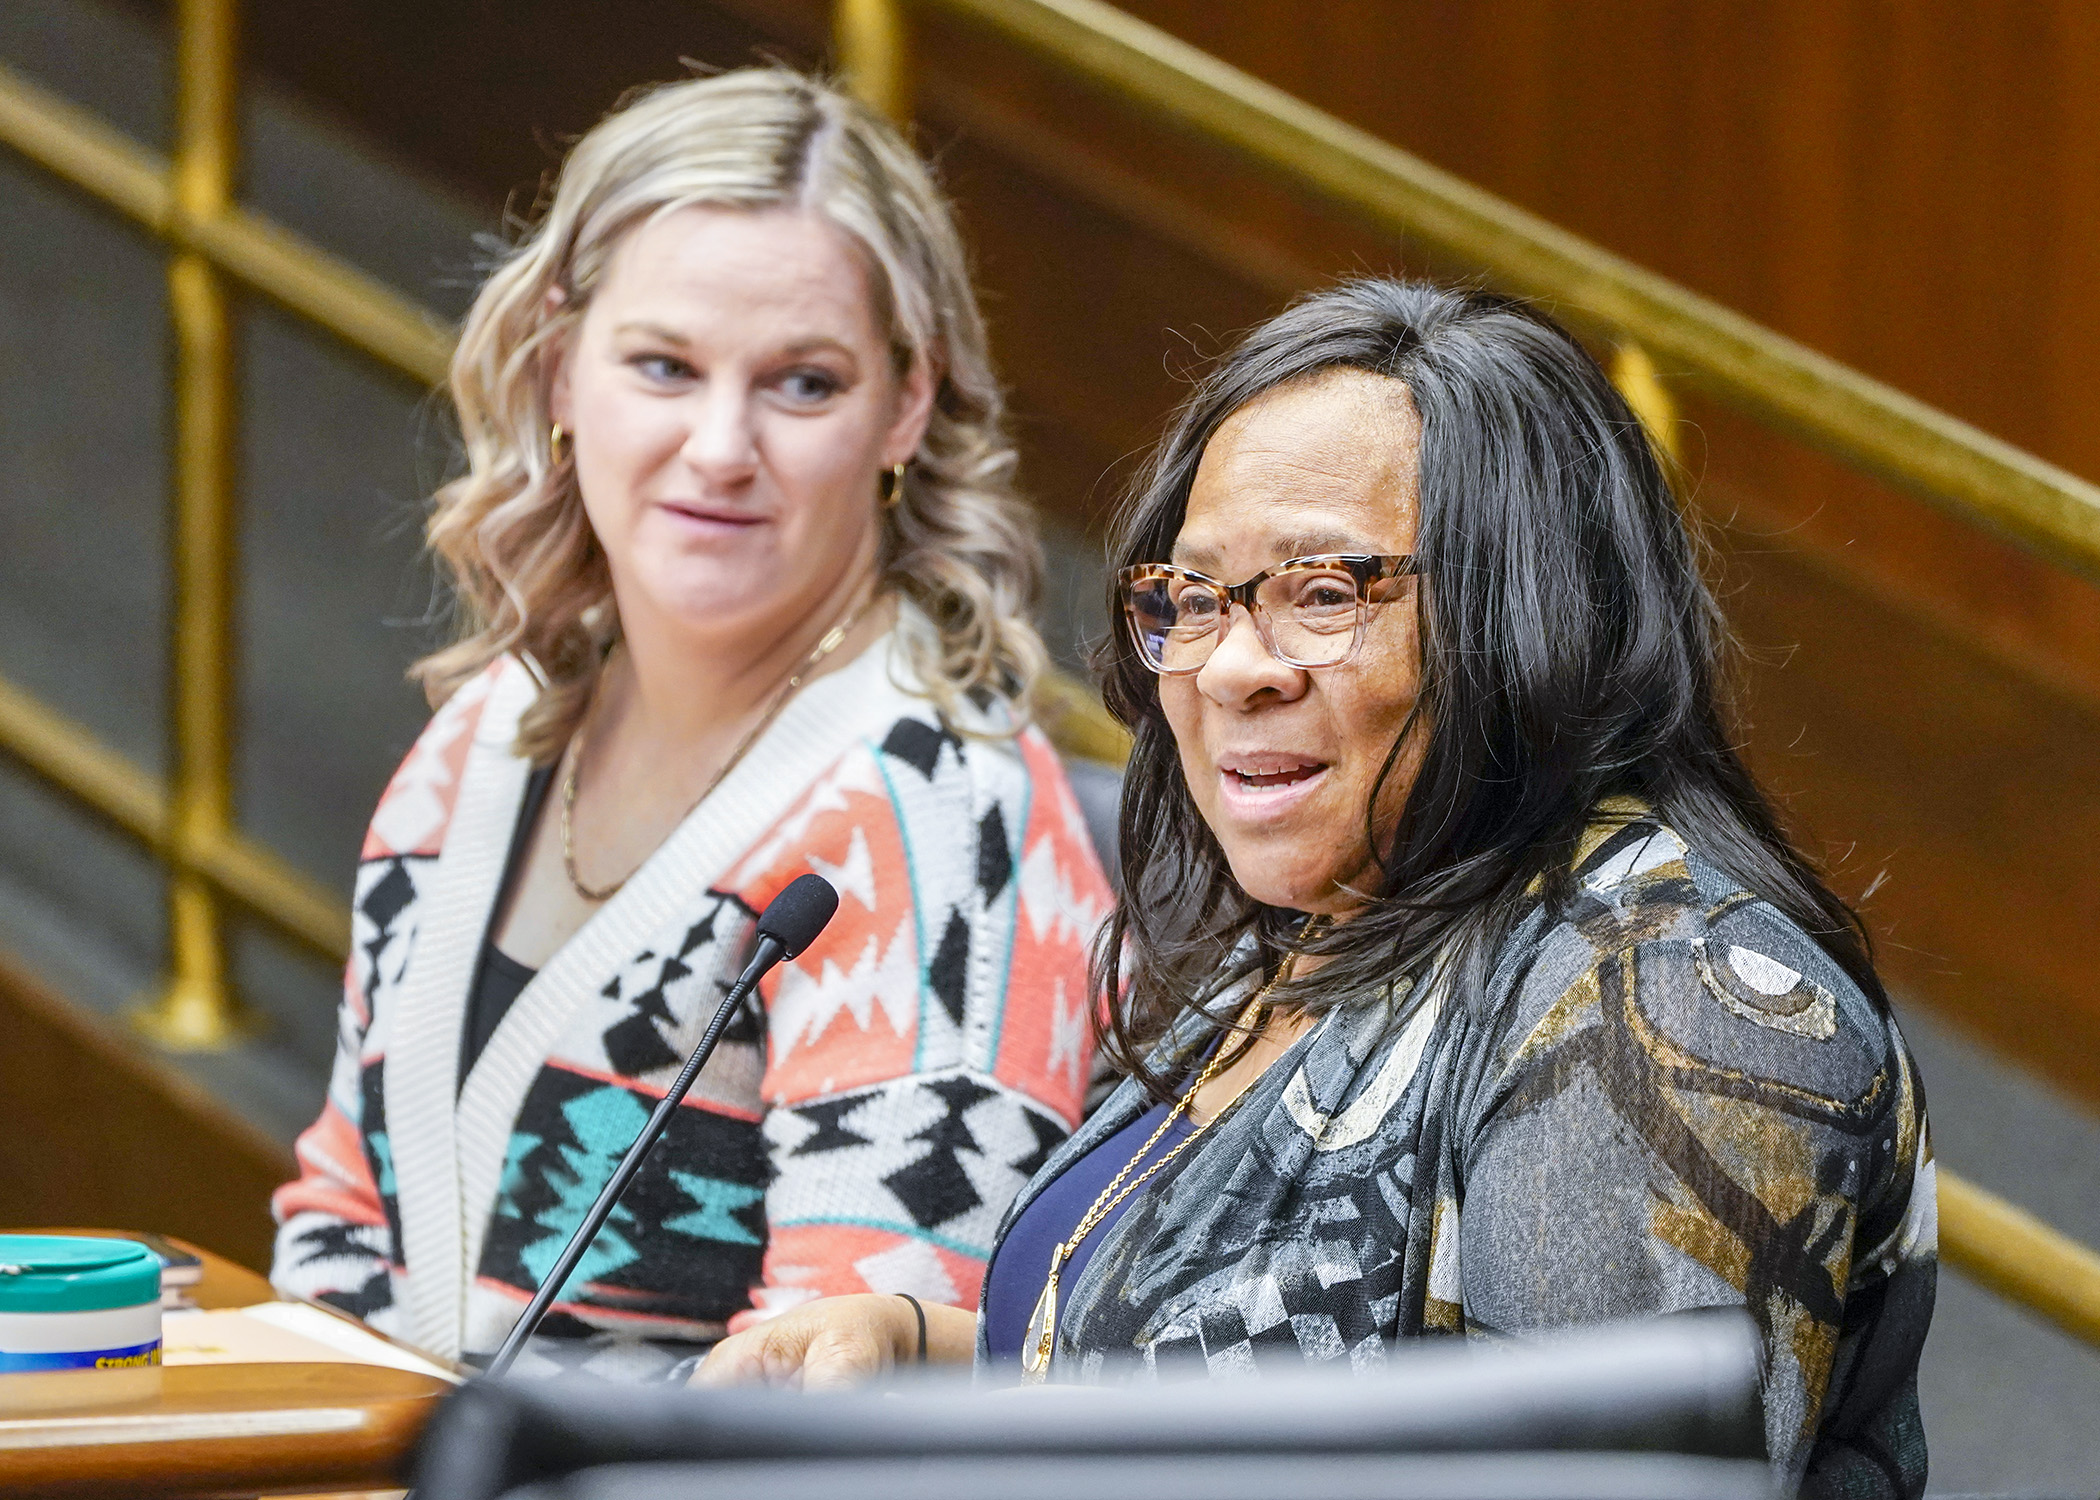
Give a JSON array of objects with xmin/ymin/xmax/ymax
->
[{"xmin": 109, "ymin": 0, "xmax": 2100, "ymax": 1099}]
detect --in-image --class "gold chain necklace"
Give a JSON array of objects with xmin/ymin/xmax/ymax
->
[
  {"xmin": 1021, "ymin": 932, "xmax": 1316, "ymax": 1382},
  {"xmin": 560, "ymin": 592, "xmax": 880, "ymax": 902}
]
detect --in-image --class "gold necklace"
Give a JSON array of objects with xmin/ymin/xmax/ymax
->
[
  {"xmin": 1021, "ymin": 936, "xmax": 1314, "ymax": 1383},
  {"xmin": 560, "ymin": 592, "xmax": 880, "ymax": 902}
]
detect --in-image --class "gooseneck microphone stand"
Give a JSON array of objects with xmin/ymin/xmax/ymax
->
[{"xmin": 484, "ymin": 873, "xmax": 840, "ymax": 1379}]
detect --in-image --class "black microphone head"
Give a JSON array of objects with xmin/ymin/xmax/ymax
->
[{"xmin": 756, "ymin": 873, "xmax": 839, "ymax": 960}]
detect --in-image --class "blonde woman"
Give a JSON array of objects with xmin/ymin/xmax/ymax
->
[{"xmin": 269, "ymin": 69, "xmax": 1112, "ymax": 1379}]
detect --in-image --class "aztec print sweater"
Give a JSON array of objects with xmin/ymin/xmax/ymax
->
[
  {"xmin": 272, "ymin": 623, "xmax": 1110, "ymax": 1379},
  {"xmin": 987, "ymin": 806, "xmax": 1934, "ymax": 1500}
]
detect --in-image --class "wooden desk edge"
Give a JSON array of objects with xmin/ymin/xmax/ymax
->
[{"xmin": 0, "ymin": 1363, "xmax": 448, "ymax": 1497}]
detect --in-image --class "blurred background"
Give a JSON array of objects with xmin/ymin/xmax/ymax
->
[{"xmin": 1, "ymin": 1, "xmax": 2096, "ymax": 1490}]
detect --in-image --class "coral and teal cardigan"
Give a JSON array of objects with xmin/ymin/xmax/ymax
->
[{"xmin": 272, "ymin": 623, "xmax": 1110, "ymax": 1379}]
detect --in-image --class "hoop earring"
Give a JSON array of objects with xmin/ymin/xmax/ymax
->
[
  {"xmin": 881, "ymin": 461, "xmax": 907, "ymax": 509},
  {"xmin": 550, "ymin": 422, "xmax": 570, "ymax": 463}
]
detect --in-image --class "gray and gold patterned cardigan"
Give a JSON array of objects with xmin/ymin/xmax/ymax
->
[{"xmin": 979, "ymin": 808, "xmax": 1935, "ymax": 1500}]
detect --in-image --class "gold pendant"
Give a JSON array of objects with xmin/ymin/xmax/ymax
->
[{"xmin": 1022, "ymin": 1265, "xmax": 1060, "ymax": 1383}]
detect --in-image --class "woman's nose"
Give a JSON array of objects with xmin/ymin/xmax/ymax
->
[
  {"xmin": 679, "ymin": 385, "xmax": 761, "ymax": 482},
  {"xmin": 1196, "ymin": 604, "xmax": 1304, "ymax": 708}
]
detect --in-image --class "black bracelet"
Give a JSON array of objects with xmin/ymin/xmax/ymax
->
[{"xmin": 894, "ymin": 1292, "xmax": 928, "ymax": 1364}]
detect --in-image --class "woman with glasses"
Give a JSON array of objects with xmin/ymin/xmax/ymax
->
[
  {"xmin": 697, "ymin": 279, "xmax": 1934, "ymax": 1500},
  {"xmin": 267, "ymin": 70, "xmax": 1111, "ymax": 1380}
]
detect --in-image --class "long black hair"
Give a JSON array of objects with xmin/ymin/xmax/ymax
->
[{"xmin": 1094, "ymin": 278, "xmax": 1884, "ymax": 1094}]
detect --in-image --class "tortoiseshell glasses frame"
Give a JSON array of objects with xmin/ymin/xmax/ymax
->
[{"xmin": 1118, "ymin": 553, "xmax": 1420, "ymax": 675}]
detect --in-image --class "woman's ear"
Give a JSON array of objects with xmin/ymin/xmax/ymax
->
[{"xmin": 882, "ymin": 345, "xmax": 939, "ymax": 468}]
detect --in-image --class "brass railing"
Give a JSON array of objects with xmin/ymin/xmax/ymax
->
[{"xmin": 0, "ymin": 0, "xmax": 2094, "ymax": 1349}]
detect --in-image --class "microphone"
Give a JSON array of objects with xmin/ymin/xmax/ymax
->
[{"xmin": 485, "ymin": 873, "xmax": 839, "ymax": 1378}]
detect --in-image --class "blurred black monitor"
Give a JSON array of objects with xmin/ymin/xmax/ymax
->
[{"xmin": 414, "ymin": 1311, "xmax": 1775, "ymax": 1500}]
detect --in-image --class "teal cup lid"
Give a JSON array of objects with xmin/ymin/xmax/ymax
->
[{"xmin": 0, "ymin": 1236, "xmax": 161, "ymax": 1313}]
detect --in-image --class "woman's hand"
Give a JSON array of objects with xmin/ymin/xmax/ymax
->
[{"xmin": 693, "ymin": 1293, "xmax": 976, "ymax": 1389}]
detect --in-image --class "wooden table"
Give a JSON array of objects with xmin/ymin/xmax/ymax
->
[{"xmin": 0, "ymin": 1233, "xmax": 451, "ymax": 1498}]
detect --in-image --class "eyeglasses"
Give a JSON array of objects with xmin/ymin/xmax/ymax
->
[{"xmin": 1118, "ymin": 554, "xmax": 1420, "ymax": 675}]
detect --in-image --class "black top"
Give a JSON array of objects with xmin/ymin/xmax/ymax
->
[{"xmin": 459, "ymin": 763, "xmax": 557, "ymax": 1091}]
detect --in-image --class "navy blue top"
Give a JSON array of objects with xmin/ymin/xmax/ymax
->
[{"xmin": 982, "ymin": 1099, "xmax": 1191, "ymax": 1362}]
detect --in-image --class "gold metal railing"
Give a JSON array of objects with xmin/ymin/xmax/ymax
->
[
  {"xmin": 152, "ymin": 0, "xmax": 243, "ymax": 1045},
  {"xmin": 1940, "ymin": 1172, "xmax": 2100, "ymax": 1348},
  {"xmin": 0, "ymin": 0, "xmax": 2094, "ymax": 1351}
]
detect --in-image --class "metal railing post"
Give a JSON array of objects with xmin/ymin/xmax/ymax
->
[
  {"xmin": 136, "ymin": 0, "xmax": 248, "ymax": 1048},
  {"xmin": 836, "ymin": 0, "xmax": 912, "ymax": 124}
]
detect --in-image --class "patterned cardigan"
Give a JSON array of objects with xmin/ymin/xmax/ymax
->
[
  {"xmin": 272, "ymin": 626, "xmax": 1110, "ymax": 1378},
  {"xmin": 986, "ymin": 808, "xmax": 1935, "ymax": 1500}
]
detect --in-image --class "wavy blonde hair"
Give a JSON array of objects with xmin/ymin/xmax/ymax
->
[{"xmin": 415, "ymin": 68, "xmax": 1045, "ymax": 761}]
